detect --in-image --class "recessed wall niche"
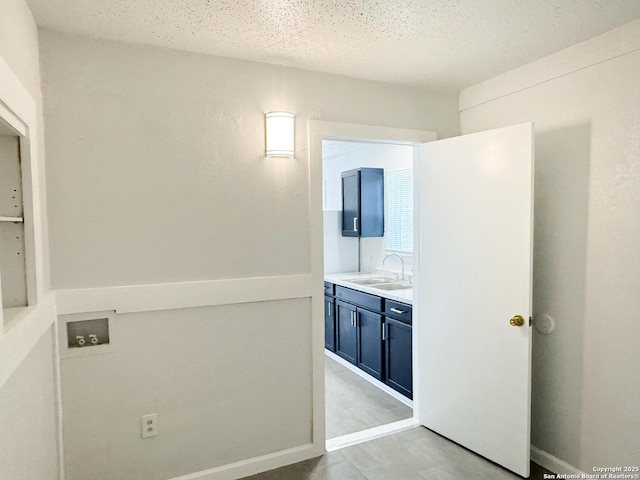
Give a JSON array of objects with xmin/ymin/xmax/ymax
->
[{"xmin": 0, "ymin": 135, "xmax": 28, "ymax": 321}]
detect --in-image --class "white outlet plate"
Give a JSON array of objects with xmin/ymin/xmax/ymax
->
[{"xmin": 141, "ymin": 413, "xmax": 158, "ymax": 438}]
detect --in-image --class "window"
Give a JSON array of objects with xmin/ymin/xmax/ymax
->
[{"xmin": 384, "ymin": 168, "xmax": 413, "ymax": 253}]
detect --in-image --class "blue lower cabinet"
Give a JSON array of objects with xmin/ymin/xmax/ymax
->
[
  {"xmin": 384, "ymin": 317, "xmax": 413, "ymax": 399},
  {"xmin": 357, "ymin": 308, "xmax": 384, "ymax": 380},
  {"xmin": 336, "ymin": 300, "xmax": 358, "ymax": 365},
  {"xmin": 329, "ymin": 284, "xmax": 413, "ymax": 400},
  {"xmin": 324, "ymin": 295, "xmax": 336, "ymax": 352}
]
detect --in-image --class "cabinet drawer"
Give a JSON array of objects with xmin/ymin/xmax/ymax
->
[
  {"xmin": 324, "ymin": 282, "xmax": 335, "ymax": 296},
  {"xmin": 335, "ymin": 286, "xmax": 383, "ymax": 312},
  {"xmin": 384, "ymin": 300, "xmax": 412, "ymax": 324}
]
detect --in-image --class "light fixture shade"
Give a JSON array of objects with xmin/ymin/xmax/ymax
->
[{"xmin": 265, "ymin": 112, "xmax": 295, "ymax": 157}]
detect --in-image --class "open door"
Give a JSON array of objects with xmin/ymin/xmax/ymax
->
[{"xmin": 416, "ymin": 123, "xmax": 533, "ymax": 477}]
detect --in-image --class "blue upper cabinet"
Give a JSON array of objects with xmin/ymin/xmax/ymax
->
[{"xmin": 341, "ymin": 168, "xmax": 384, "ymax": 237}]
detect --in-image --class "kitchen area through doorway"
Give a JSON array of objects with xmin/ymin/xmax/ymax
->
[{"xmin": 322, "ymin": 139, "xmax": 415, "ymax": 447}]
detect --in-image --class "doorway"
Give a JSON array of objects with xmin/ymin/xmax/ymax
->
[
  {"xmin": 310, "ymin": 121, "xmax": 534, "ymax": 477},
  {"xmin": 322, "ymin": 139, "xmax": 414, "ymax": 447},
  {"xmin": 308, "ymin": 120, "xmax": 437, "ymax": 453}
]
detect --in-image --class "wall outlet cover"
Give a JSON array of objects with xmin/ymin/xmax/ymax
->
[{"xmin": 141, "ymin": 413, "xmax": 158, "ymax": 438}]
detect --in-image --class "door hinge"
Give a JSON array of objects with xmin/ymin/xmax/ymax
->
[{"xmin": 529, "ymin": 316, "xmax": 532, "ymax": 327}]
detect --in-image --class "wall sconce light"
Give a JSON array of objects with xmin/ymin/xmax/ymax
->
[{"xmin": 265, "ymin": 112, "xmax": 295, "ymax": 157}]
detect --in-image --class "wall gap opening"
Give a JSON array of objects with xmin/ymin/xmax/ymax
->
[{"xmin": 321, "ymin": 137, "xmax": 417, "ymax": 450}]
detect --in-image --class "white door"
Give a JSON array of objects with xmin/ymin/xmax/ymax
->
[{"xmin": 416, "ymin": 123, "xmax": 533, "ymax": 477}]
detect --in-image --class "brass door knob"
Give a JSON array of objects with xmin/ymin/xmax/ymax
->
[{"xmin": 510, "ymin": 315, "xmax": 525, "ymax": 327}]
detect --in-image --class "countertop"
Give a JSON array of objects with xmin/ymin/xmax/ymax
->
[{"xmin": 324, "ymin": 272, "xmax": 413, "ymax": 305}]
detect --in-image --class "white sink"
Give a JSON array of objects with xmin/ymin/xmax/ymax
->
[
  {"xmin": 371, "ymin": 282, "xmax": 412, "ymax": 291},
  {"xmin": 342, "ymin": 276, "xmax": 412, "ymax": 291},
  {"xmin": 344, "ymin": 277, "xmax": 397, "ymax": 285}
]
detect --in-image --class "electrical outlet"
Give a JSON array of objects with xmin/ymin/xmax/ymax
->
[{"xmin": 141, "ymin": 413, "xmax": 158, "ymax": 438}]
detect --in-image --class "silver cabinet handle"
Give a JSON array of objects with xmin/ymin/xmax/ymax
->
[
  {"xmin": 382, "ymin": 323, "xmax": 388, "ymax": 341},
  {"xmin": 353, "ymin": 217, "xmax": 358, "ymax": 231},
  {"xmin": 327, "ymin": 302, "xmax": 332, "ymax": 316},
  {"xmin": 390, "ymin": 308, "xmax": 405, "ymax": 314}
]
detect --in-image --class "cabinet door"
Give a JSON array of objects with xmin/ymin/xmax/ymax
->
[
  {"xmin": 336, "ymin": 301, "xmax": 357, "ymax": 365},
  {"xmin": 324, "ymin": 295, "xmax": 336, "ymax": 352},
  {"xmin": 385, "ymin": 317, "xmax": 412, "ymax": 398},
  {"xmin": 341, "ymin": 170, "xmax": 360, "ymax": 236},
  {"xmin": 357, "ymin": 308, "xmax": 384, "ymax": 380},
  {"xmin": 359, "ymin": 168, "xmax": 384, "ymax": 237}
]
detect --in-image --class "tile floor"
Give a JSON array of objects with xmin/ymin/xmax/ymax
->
[
  {"xmin": 242, "ymin": 427, "xmax": 553, "ymax": 479},
  {"xmin": 242, "ymin": 355, "xmax": 553, "ymax": 479},
  {"xmin": 325, "ymin": 355, "xmax": 412, "ymax": 439}
]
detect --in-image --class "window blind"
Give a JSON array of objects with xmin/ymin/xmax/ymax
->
[{"xmin": 385, "ymin": 168, "xmax": 413, "ymax": 253}]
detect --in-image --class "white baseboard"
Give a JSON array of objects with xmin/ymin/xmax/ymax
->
[
  {"xmin": 531, "ymin": 446, "xmax": 586, "ymax": 477},
  {"xmin": 326, "ymin": 417, "xmax": 420, "ymax": 452},
  {"xmin": 168, "ymin": 443, "xmax": 322, "ymax": 480}
]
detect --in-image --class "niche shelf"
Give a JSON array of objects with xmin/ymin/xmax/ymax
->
[{"xmin": 0, "ymin": 135, "xmax": 28, "ymax": 325}]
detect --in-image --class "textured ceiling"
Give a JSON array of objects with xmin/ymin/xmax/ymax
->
[{"xmin": 25, "ymin": 0, "xmax": 640, "ymax": 91}]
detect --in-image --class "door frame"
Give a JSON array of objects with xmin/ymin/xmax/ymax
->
[{"xmin": 308, "ymin": 120, "xmax": 436, "ymax": 451}]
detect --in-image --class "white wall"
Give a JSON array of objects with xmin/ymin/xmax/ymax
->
[
  {"xmin": 0, "ymin": 2, "xmax": 58, "ymax": 479},
  {"xmin": 60, "ymin": 300, "xmax": 311, "ymax": 480},
  {"xmin": 322, "ymin": 143, "xmax": 413, "ymax": 211},
  {"xmin": 40, "ymin": 29, "xmax": 460, "ymax": 479},
  {"xmin": 460, "ymin": 19, "xmax": 640, "ymax": 473},
  {"xmin": 0, "ymin": 0, "xmax": 41, "ymax": 100},
  {"xmin": 0, "ymin": 330, "xmax": 58, "ymax": 480},
  {"xmin": 323, "ymin": 143, "xmax": 414, "ymax": 275},
  {"xmin": 41, "ymin": 30, "xmax": 459, "ymax": 290},
  {"xmin": 322, "ymin": 210, "xmax": 359, "ymax": 273}
]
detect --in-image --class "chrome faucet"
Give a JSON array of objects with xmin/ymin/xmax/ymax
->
[{"xmin": 382, "ymin": 253, "xmax": 405, "ymax": 281}]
